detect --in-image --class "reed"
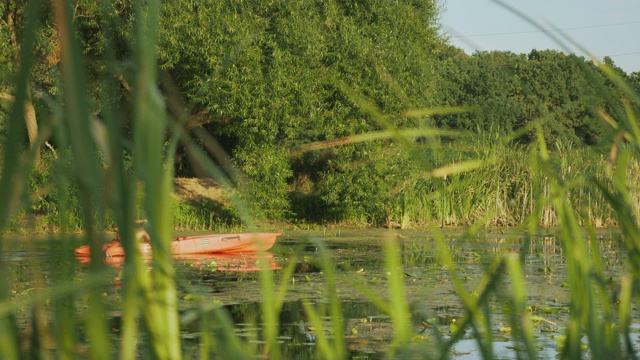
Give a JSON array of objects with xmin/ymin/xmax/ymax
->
[
  {"xmin": 298, "ymin": 239, "xmax": 346, "ymax": 359},
  {"xmin": 387, "ymin": 136, "xmax": 625, "ymax": 229},
  {"xmin": 0, "ymin": 0, "xmax": 183, "ymax": 358},
  {"xmin": 0, "ymin": 0, "xmax": 639, "ymax": 359}
]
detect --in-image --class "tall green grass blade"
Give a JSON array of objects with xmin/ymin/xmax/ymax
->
[
  {"xmin": 258, "ymin": 249, "xmax": 300, "ymax": 357},
  {"xmin": 294, "ymin": 128, "xmax": 464, "ymax": 154},
  {"xmin": 258, "ymin": 250, "xmax": 298, "ymax": 357},
  {"xmin": 51, "ymin": 0, "xmax": 112, "ymax": 357},
  {"xmin": 259, "ymin": 250, "xmax": 282, "ymax": 359},
  {"xmin": 584, "ymin": 215, "xmax": 619, "ymax": 354},
  {"xmin": 551, "ymin": 168, "xmax": 622, "ymax": 358},
  {"xmin": 617, "ymin": 275, "xmax": 634, "ymax": 357},
  {"xmin": 423, "ymin": 160, "xmax": 483, "ymax": 179},
  {"xmin": 433, "ymin": 226, "xmax": 499, "ymax": 360},
  {"xmin": 403, "ymin": 106, "xmax": 471, "ymax": 118},
  {"xmin": 382, "ymin": 233, "xmax": 412, "ymax": 355},
  {"xmin": 504, "ymin": 254, "xmax": 537, "ymax": 359},
  {"xmin": 49, "ymin": 111, "xmax": 77, "ymax": 360},
  {"xmin": 131, "ymin": 0, "xmax": 181, "ymax": 358},
  {"xmin": 183, "ymin": 303, "xmax": 252, "ymax": 359},
  {"xmin": 301, "ymin": 298, "xmax": 332, "ymax": 359},
  {"xmin": 198, "ymin": 308, "xmax": 213, "ymax": 360},
  {"xmin": 0, "ymin": 2, "xmax": 46, "ymax": 357},
  {"xmin": 309, "ymin": 239, "xmax": 345, "ymax": 359},
  {"xmin": 94, "ymin": 2, "xmax": 144, "ymax": 354}
]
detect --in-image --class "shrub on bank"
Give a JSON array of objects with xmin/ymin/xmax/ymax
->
[{"xmin": 292, "ymin": 136, "xmax": 625, "ymax": 229}]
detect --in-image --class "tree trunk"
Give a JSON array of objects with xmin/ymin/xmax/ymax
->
[
  {"xmin": 0, "ymin": 90, "xmax": 40, "ymax": 165},
  {"xmin": 3, "ymin": 1, "xmax": 40, "ymax": 165},
  {"xmin": 24, "ymin": 89, "xmax": 40, "ymax": 165}
]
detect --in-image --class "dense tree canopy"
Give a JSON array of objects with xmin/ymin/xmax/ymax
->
[
  {"xmin": 433, "ymin": 47, "xmax": 638, "ymax": 147},
  {"xmin": 157, "ymin": 0, "xmax": 443, "ymax": 219},
  {"xmin": 0, "ymin": 1, "xmax": 133, "ymax": 157}
]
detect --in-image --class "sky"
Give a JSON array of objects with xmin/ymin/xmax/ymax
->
[{"xmin": 439, "ymin": 1, "xmax": 640, "ymax": 74}]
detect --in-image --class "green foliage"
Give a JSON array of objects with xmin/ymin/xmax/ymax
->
[
  {"xmin": 234, "ymin": 144, "xmax": 292, "ymax": 220},
  {"xmin": 2, "ymin": 0, "xmax": 640, "ymax": 227},
  {"xmin": 320, "ymin": 143, "xmax": 415, "ymax": 225},
  {"xmin": 158, "ymin": 0, "xmax": 442, "ymax": 217},
  {"xmin": 22, "ymin": 148, "xmax": 144, "ymax": 232},
  {"xmin": 433, "ymin": 48, "xmax": 634, "ymax": 147},
  {"xmin": 27, "ymin": 151, "xmax": 68, "ymax": 216},
  {"xmin": 4, "ymin": 0, "xmax": 640, "ymax": 357},
  {"xmin": 303, "ymin": 129, "xmax": 624, "ymax": 228},
  {"xmin": 173, "ymin": 199, "xmax": 240, "ymax": 231}
]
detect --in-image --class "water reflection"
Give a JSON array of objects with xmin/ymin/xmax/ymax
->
[
  {"xmin": 176, "ymin": 252, "xmax": 280, "ymax": 272},
  {"xmin": 75, "ymin": 252, "xmax": 280, "ymax": 272},
  {"xmin": 251, "ymin": 232, "xmax": 630, "ymax": 358},
  {"xmin": 223, "ymin": 299, "xmax": 391, "ymax": 358},
  {"xmin": 4, "ymin": 230, "xmax": 632, "ymax": 359}
]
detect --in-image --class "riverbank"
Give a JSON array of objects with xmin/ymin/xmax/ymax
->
[{"xmin": 6, "ymin": 164, "xmax": 631, "ymax": 236}]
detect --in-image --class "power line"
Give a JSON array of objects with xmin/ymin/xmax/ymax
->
[
  {"xmin": 446, "ymin": 20, "xmax": 640, "ymax": 38},
  {"xmin": 606, "ymin": 51, "xmax": 640, "ymax": 58}
]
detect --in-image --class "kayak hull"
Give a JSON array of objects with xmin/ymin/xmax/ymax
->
[
  {"xmin": 74, "ymin": 232, "xmax": 280, "ymax": 257},
  {"xmin": 165, "ymin": 232, "xmax": 280, "ymax": 255}
]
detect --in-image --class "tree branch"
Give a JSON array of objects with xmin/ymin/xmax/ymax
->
[
  {"xmin": 118, "ymin": 74, "xmax": 131, "ymax": 92},
  {"xmin": 0, "ymin": 92, "xmax": 15, "ymax": 101}
]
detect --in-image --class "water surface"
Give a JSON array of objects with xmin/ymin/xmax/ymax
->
[{"xmin": 4, "ymin": 228, "xmax": 633, "ymax": 358}]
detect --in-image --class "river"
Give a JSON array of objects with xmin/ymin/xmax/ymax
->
[{"xmin": 3, "ymin": 228, "xmax": 634, "ymax": 358}]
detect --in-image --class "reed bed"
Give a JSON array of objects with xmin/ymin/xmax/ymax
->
[
  {"xmin": 387, "ymin": 138, "xmax": 627, "ymax": 229},
  {"xmin": 0, "ymin": 1, "xmax": 639, "ymax": 359}
]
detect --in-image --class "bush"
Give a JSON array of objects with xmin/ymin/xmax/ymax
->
[{"xmin": 234, "ymin": 144, "xmax": 293, "ymax": 220}]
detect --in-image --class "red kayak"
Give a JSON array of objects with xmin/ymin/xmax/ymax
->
[{"xmin": 74, "ymin": 232, "xmax": 281, "ymax": 257}]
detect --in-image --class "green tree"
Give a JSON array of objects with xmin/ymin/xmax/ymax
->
[
  {"xmin": 0, "ymin": 1, "xmax": 133, "ymax": 164},
  {"xmin": 0, "ymin": 0, "xmax": 53, "ymax": 163},
  {"xmin": 158, "ymin": 0, "xmax": 443, "ymax": 221},
  {"xmin": 433, "ymin": 48, "xmax": 633, "ymax": 146}
]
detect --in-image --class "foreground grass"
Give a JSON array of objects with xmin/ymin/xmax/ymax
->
[{"xmin": 1, "ymin": 1, "xmax": 640, "ymax": 360}]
